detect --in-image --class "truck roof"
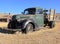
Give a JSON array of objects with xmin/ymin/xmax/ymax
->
[{"xmin": 25, "ymin": 7, "xmax": 43, "ymax": 10}]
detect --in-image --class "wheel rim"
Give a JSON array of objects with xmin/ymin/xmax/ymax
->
[{"xmin": 26, "ymin": 24, "xmax": 33, "ymax": 32}]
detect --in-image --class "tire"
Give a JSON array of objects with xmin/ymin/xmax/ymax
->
[
  {"xmin": 22, "ymin": 23, "xmax": 34, "ymax": 34},
  {"xmin": 49, "ymin": 21, "xmax": 55, "ymax": 28}
]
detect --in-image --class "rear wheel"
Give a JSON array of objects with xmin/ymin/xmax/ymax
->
[
  {"xmin": 22, "ymin": 23, "xmax": 34, "ymax": 34},
  {"xmin": 48, "ymin": 21, "xmax": 55, "ymax": 28}
]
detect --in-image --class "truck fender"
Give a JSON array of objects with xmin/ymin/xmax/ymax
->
[{"xmin": 22, "ymin": 20, "xmax": 35, "ymax": 29}]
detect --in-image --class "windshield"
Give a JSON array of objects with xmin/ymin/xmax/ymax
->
[{"xmin": 24, "ymin": 8, "xmax": 36, "ymax": 15}]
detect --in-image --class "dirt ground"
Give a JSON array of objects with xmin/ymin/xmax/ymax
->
[
  {"xmin": 0, "ymin": 22, "xmax": 60, "ymax": 44},
  {"xmin": 0, "ymin": 22, "xmax": 8, "ymax": 28}
]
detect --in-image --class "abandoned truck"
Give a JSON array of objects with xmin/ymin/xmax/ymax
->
[{"xmin": 8, "ymin": 7, "xmax": 55, "ymax": 33}]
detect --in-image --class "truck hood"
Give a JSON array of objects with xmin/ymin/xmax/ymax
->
[
  {"xmin": 19, "ymin": 15, "xmax": 30, "ymax": 18},
  {"xmin": 16, "ymin": 14, "xmax": 34, "ymax": 20}
]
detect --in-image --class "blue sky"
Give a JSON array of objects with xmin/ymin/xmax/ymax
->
[{"xmin": 0, "ymin": 0, "xmax": 60, "ymax": 14}]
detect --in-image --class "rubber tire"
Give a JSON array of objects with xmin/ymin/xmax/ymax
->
[
  {"xmin": 49, "ymin": 21, "xmax": 55, "ymax": 28},
  {"xmin": 22, "ymin": 23, "xmax": 34, "ymax": 34}
]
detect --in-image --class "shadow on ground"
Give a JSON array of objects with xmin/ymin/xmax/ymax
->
[{"xmin": 0, "ymin": 28, "xmax": 15, "ymax": 34}]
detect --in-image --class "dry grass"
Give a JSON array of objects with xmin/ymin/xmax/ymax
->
[
  {"xmin": 0, "ymin": 22, "xmax": 8, "ymax": 28},
  {"xmin": 0, "ymin": 22, "xmax": 60, "ymax": 44}
]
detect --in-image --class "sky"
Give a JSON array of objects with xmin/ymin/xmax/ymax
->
[{"xmin": 0, "ymin": 0, "xmax": 60, "ymax": 14}]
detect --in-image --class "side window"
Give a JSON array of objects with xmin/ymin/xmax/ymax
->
[{"xmin": 37, "ymin": 9, "xmax": 43, "ymax": 14}]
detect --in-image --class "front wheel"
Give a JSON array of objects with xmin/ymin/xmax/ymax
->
[{"xmin": 22, "ymin": 23, "xmax": 34, "ymax": 34}]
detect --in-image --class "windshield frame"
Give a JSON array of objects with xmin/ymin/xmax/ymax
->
[{"xmin": 24, "ymin": 8, "xmax": 36, "ymax": 15}]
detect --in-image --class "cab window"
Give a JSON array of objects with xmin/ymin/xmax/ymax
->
[
  {"xmin": 24, "ymin": 8, "xmax": 36, "ymax": 15},
  {"xmin": 37, "ymin": 9, "xmax": 43, "ymax": 14}
]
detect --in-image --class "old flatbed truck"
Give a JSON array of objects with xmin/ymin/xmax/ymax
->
[{"xmin": 7, "ymin": 7, "xmax": 55, "ymax": 33}]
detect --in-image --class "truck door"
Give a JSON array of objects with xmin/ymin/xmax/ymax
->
[{"xmin": 35, "ymin": 9, "xmax": 44, "ymax": 27}]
